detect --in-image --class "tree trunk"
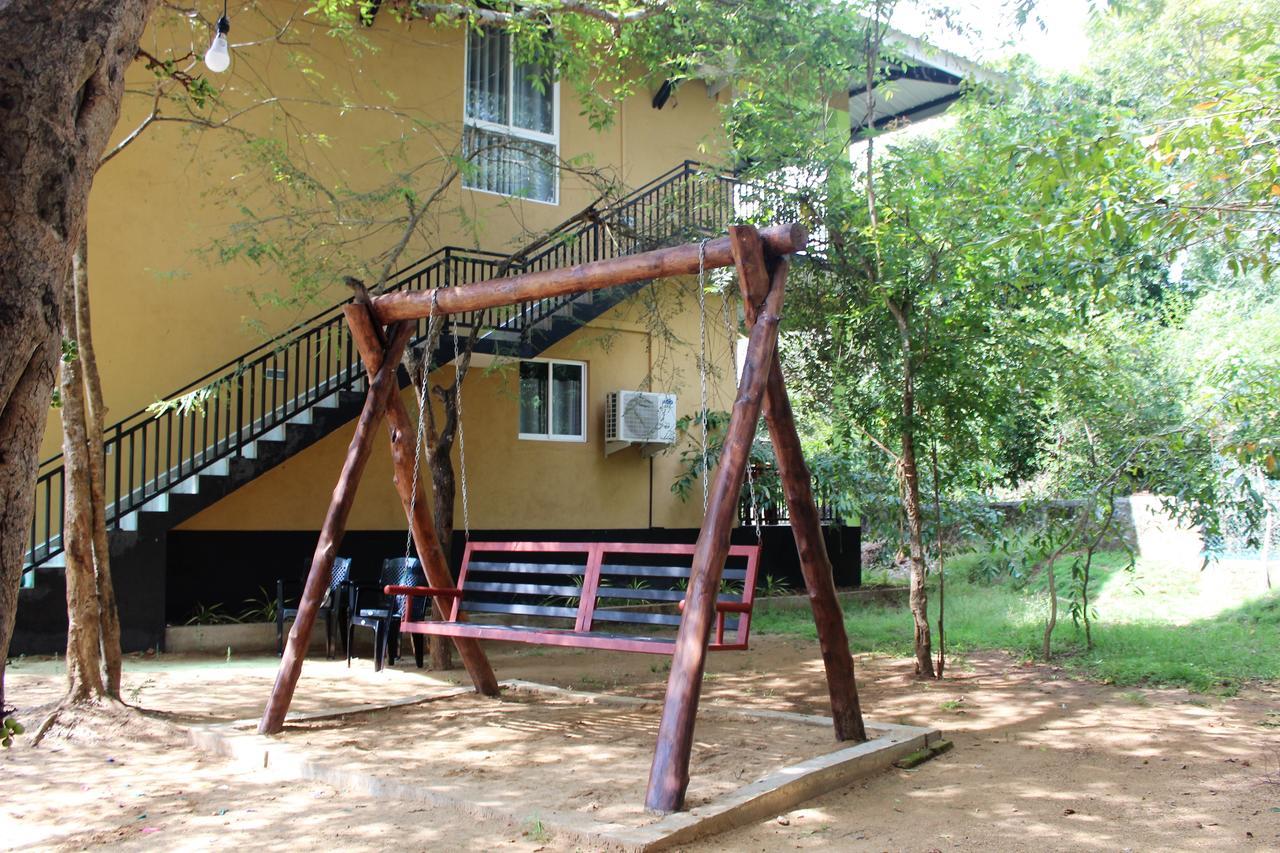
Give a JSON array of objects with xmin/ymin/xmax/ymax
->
[
  {"xmin": 421, "ymin": 362, "xmax": 463, "ymax": 673},
  {"xmin": 420, "ymin": 321, "xmax": 485, "ymax": 672},
  {"xmin": 1042, "ymin": 554, "xmax": 1059, "ymax": 660},
  {"xmin": 425, "ymin": 410, "xmax": 456, "ymax": 672},
  {"xmin": 60, "ymin": 279, "xmax": 107, "ymax": 702},
  {"xmin": 0, "ymin": 0, "xmax": 157, "ymax": 714},
  {"xmin": 1262, "ymin": 506, "xmax": 1273, "ymax": 590},
  {"xmin": 63, "ymin": 234, "xmax": 123, "ymax": 699},
  {"xmin": 1080, "ymin": 489, "xmax": 1118, "ymax": 652},
  {"xmin": 900, "ymin": 427, "xmax": 935, "ymax": 677},
  {"xmin": 929, "ymin": 440, "xmax": 945, "ymax": 678},
  {"xmin": 887, "ymin": 300, "xmax": 934, "ymax": 678}
]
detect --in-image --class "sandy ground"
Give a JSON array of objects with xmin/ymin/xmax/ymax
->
[
  {"xmin": 278, "ymin": 688, "xmax": 855, "ymax": 826},
  {"xmin": 4, "ymin": 637, "xmax": 1279, "ymax": 851}
]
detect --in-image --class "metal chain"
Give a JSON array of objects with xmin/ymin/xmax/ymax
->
[
  {"xmin": 406, "ymin": 290, "xmax": 441, "ymax": 562},
  {"xmin": 452, "ymin": 314, "xmax": 471, "ymax": 540},
  {"xmin": 697, "ymin": 240, "xmax": 710, "ymax": 515},
  {"xmin": 718, "ymin": 281, "xmax": 763, "ymax": 542}
]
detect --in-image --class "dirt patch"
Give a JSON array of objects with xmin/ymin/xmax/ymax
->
[
  {"xmin": 4, "ymin": 640, "xmax": 1279, "ymax": 851},
  {"xmin": 271, "ymin": 687, "xmax": 855, "ymax": 827}
]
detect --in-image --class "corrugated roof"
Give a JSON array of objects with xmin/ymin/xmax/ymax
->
[{"xmin": 848, "ymin": 27, "xmax": 1000, "ymax": 139}]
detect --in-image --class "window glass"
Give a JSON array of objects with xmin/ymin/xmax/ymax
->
[
  {"xmin": 512, "ymin": 61, "xmax": 554, "ymax": 134},
  {"xmin": 519, "ymin": 360, "xmax": 584, "ymax": 439},
  {"xmin": 463, "ymin": 29, "xmax": 557, "ymax": 203},
  {"xmin": 519, "ymin": 361, "xmax": 548, "ymax": 435},
  {"xmin": 464, "ymin": 127, "xmax": 556, "ymax": 201},
  {"xmin": 465, "ymin": 31, "xmax": 508, "ymax": 124},
  {"xmin": 551, "ymin": 363, "xmax": 583, "ymax": 436}
]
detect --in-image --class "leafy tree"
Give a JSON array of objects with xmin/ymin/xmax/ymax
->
[
  {"xmin": 0, "ymin": 0, "xmax": 156, "ymax": 726},
  {"xmin": 1088, "ymin": 0, "xmax": 1280, "ymax": 277}
]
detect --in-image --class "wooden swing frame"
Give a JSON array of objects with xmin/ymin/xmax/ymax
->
[{"xmin": 258, "ymin": 223, "xmax": 867, "ymax": 815}]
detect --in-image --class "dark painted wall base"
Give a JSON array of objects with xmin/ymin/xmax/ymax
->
[
  {"xmin": 13, "ymin": 533, "xmax": 166, "ymax": 656},
  {"xmin": 12, "ymin": 524, "xmax": 859, "ymax": 656},
  {"xmin": 165, "ymin": 525, "xmax": 860, "ymax": 626}
]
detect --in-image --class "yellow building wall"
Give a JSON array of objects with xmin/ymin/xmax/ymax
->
[
  {"xmin": 38, "ymin": 4, "xmax": 732, "ymax": 464},
  {"xmin": 178, "ymin": 278, "xmax": 741, "ymax": 531}
]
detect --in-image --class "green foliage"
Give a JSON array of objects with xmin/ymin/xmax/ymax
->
[
  {"xmin": 184, "ymin": 587, "xmax": 280, "ymax": 625},
  {"xmin": 758, "ymin": 550, "xmax": 1280, "ymax": 691},
  {"xmin": 669, "ymin": 408, "xmax": 786, "ymax": 514},
  {"xmin": 759, "ymin": 574, "xmax": 792, "ymax": 597},
  {"xmin": 968, "ymin": 529, "xmax": 1038, "ymax": 586},
  {"xmin": 1088, "ymin": 0, "xmax": 1280, "ymax": 277},
  {"xmin": 521, "ymin": 815, "xmax": 552, "ymax": 844},
  {"xmin": 141, "ymin": 0, "xmax": 887, "ymax": 313},
  {"xmin": 239, "ymin": 587, "xmax": 281, "ymax": 624},
  {"xmin": 1, "ymin": 716, "xmax": 24, "ymax": 748},
  {"xmin": 669, "ymin": 406, "xmax": 886, "ymax": 530},
  {"xmin": 738, "ymin": 1, "xmax": 1280, "ymax": 589}
]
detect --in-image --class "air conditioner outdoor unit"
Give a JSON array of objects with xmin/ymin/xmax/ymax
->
[{"xmin": 605, "ymin": 390, "xmax": 677, "ymax": 457}]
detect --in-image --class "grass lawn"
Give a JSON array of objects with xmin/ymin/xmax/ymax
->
[{"xmin": 757, "ymin": 550, "xmax": 1280, "ymax": 692}]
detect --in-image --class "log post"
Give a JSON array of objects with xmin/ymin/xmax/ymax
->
[
  {"xmin": 259, "ymin": 321, "xmax": 415, "ymax": 735},
  {"xmin": 728, "ymin": 225, "xmax": 867, "ymax": 742},
  {"xmin": 345, "ymin": 304, "xmax": 500, "ymax": 696},
  {"xmin": 644, "ymin": 253, "xmax": 790, "ymax": 814}
]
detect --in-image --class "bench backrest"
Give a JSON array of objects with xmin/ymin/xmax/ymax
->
[{"xmin": 453, "ymin": 541, "xmax": 762, "ymax": 647}]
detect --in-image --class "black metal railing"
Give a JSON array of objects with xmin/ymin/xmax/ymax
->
[
  {"xmin": 26, "ymin": 161, "xmax": 824, "ymax": 570},
  {"xmin": 739, "ymin": 495, "xmax": 837, "ymax": 527}
]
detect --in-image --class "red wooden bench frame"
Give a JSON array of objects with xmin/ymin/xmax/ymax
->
[{"xmin": 385, "ymin": 541, "xmax": 762, "ymax": 654}]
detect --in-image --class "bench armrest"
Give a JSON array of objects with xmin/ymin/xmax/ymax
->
[
  {"xmin": 712, "ymin": 600, "xmax": 752, "ymax": 614},
  {"xmin": 677, "ymin": 599, "xmax": 752, "ymax": 614},
  {"xmin": 383, "ymin": 585, "xmax": 463, "ymax": 598}
]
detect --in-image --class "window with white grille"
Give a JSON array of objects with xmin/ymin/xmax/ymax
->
[{"xmin": 464, "ymin": 30, "xmax": 559, "ymax": 204}]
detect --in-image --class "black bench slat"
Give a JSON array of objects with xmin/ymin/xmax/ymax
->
[
  {"xmin": 447, "ymin": 622, "xmax": 676, "ymax": 644},
  {"xmin": 460, "ymin": 601, "xmax": 578, "ymax": 620},
  {"xmin": 394, "ymin": 541, "xmax": 761, "ymax": 654},
  {"xmin": 598, "ymin": 563, "xmax": 747, "ymax": 580},
  {"xmin": 467, "ymin": 561, "xmax": 587, "ymax": 576},
  {"xmin": 595, "ymin": 587, "xmax": 747, "ymax": 605},
  {"xmin": 589, "ymin": 610, "xmax": 683, "ymax": 627},
  {"xmin": 396, "ymin": 620, "xmax": 697, "ymax": 654},
  {"xmin": 595, "ymin": 586, "xmax": 686, "ymax": 603},
  {"xmin": 465, "ymin": 581, "xmax": 584, "ymax": 598}
]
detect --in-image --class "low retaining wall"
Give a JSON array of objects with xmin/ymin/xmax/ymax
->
[
  {"xmin": 164, "ymin": 622, "xmax": 327, "ymax": 655},
  {"xmin": 754, "ymin": 586, "xmax": 909, "ymax": 612},
  {"xmin": 154, "ymin": 589, "xmax": 912, "ymax": 656}
]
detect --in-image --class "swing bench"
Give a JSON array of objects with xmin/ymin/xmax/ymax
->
[
  {"xmin": 264, "ymin": 223, "xmax": 867, "ymax": 815},
  {"xmin": 385, "ymin": 540, "xmax": 762, "ymax": 654}
]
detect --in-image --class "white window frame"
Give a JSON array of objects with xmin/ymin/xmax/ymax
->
[
  {"xmin": 517, "ymin": 358, "xmax": 587, "ymax": 442},
  {"xmin": 463, "ymin": 31, "xmax": 561, "ymax": 206}
]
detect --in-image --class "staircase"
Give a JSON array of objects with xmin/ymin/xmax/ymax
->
[{"xmin": 22, "ymin": 162, "xmax": 821, "ymax": 604}]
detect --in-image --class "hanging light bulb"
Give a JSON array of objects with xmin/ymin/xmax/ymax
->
[{"xmin": 204, "ymin": 5, "xmax": 231, "ymax": 73}]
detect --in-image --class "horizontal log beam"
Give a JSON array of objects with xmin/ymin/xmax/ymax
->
[{"xmin": 370, "ymin": 222, "xmax": 808, "ymax": 323}]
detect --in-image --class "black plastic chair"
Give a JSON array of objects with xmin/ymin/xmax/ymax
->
[
  {"xmin": 347, "ymin": 557, "xmax": 427, "ymax": 672},
  {"xmin": 276, "ymin": 556, "xmax": 352, "ymax": 658}
]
